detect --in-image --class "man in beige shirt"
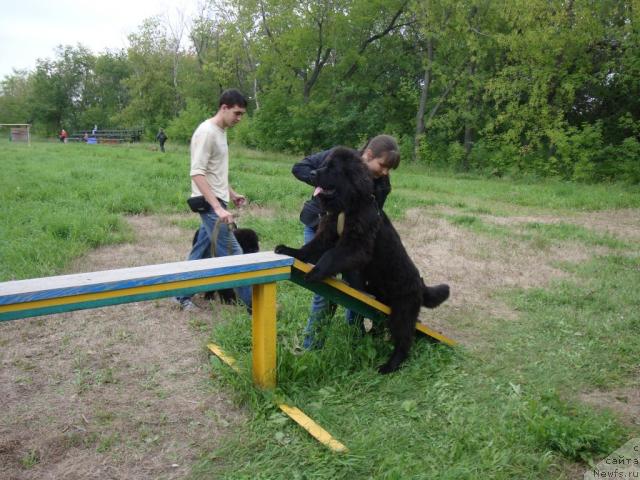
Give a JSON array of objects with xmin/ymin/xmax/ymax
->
[{"xmin": 176, "ymin": 89, "xmax": 251, "ymax": 311}]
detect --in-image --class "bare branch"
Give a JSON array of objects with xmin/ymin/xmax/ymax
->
[{"xmin": 343, "ymin": 0, "xmax": 412, "ymax": 79}]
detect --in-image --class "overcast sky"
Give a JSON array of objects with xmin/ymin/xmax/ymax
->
[{"xmin": 0, "ymin": 0, "xmax": 199, "ymax": 79}]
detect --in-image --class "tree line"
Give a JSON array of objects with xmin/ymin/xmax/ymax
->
[{"xmin": 1, "ymin": 0, "xmax": 638, "ymax": 182}]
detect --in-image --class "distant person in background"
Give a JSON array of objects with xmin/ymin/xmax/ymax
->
[
  {"xmin": 59, "ymin": 129, "xmax": 68, "ymax": 143},
  {"xmin": 92, "ymin": 124, "xmax": 97, "ymax": 135},
  {"xmin": 83, "ymin": 132, "xmax": 89, "ymax": 142},
  {"xmin": 156, "ymin": 128, "xmax": 168, "ymax": 152}
]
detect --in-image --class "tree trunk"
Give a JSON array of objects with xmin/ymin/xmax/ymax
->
[
  {"xmin": 254, "ymin": 77, "xmax": 260, "ymax": 110},
  {"xmin": 413, "ymin": 38, "xmax": 433, "ymax": 161},
  {"xmin": 462, "ymin": 62, "xmax": 476, "ymax": 171}
]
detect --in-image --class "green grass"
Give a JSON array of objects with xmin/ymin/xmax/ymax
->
[
  {"xmin": 2, "ymin": 139, "xmax": 639, "ymax": 479},
  {"xmin": 445, "ymin": 215, "xmax": 630, "ymax": 250},
  {"xmin": 0, "ymin": 140, "xmax": 188, "ymax": 280}
]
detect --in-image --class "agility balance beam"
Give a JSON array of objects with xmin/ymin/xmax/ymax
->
[
  {"xmin": 0, "ymin": 252, "xmax": 293, "ymax": 390},
  {"xmin": 1, "ymin": 253, "xmax": 454, "ymax": 452},
  {"xmin": 0, "ymin": 253, "xmax": 454, "ymax": 388},
  {"xmin": 0, "ymin": 252, "xmax": 292, "ymax": 322}
]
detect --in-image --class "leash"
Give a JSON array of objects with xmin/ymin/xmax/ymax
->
[{"xmin": 210, "ymin": 220, "xmax": 237, "ymax": 257}]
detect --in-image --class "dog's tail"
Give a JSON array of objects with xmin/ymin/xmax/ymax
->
[{"xmin": 421, "ymin": 279, "xmax": 450, "ymax": 309}]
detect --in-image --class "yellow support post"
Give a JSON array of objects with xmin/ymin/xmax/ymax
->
[{"xmin": 251, "ymin": 282, "xmax": 277, "ymax": 389}]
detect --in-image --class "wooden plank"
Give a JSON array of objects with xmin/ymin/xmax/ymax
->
[
  {"xmin": 414, "ymin": 323, "xmax": 457, "ymax": 346},
  {"xmin": 292, "ymin": 260, "xmax": 390, "ymax": 313},
  {"xmin": 207, "ymin": 343, "xmax": 239, "ymax": 371},
  {"xmin": 290, "ymin": 260, "xmax": 388, "ymax": 323},
  {"xmin": 278, "ymin": 404, "xmax": 348, "ymax": 453},
  {"xmin": 0, "ymin": 269, "xmax": 290, "ymax": 322},
  {"xmin": 0, "ymin": 252, "xmax": 293, "ymax": 304}
]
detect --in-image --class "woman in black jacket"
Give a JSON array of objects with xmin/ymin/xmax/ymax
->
[{"xmin": 291, "ymin": 134, "xmax": 401, "ymax": 349}]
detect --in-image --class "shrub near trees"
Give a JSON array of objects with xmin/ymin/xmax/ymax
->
[{"xmin": 0, "ymin": 0, "xmax": 638, "ymax": 182}]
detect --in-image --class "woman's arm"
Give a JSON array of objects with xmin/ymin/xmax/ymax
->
[{"xmin": 291, "ymin": 149, "xmax": 332, "ymax": 185}]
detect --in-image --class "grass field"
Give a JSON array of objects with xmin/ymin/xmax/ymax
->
[{"xmin": 1, "ymin": 139, "xmax": 639, "ymax": 479}]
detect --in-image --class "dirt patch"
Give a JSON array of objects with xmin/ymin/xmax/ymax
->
[
  {"xmin": 396, "ymin": 207, "xmax": 635, "ymax": 347},
  {"xmin": 461, "ymin": 207, "xmax": 640, "ymax": 244},
  {"xmin": 580, "ymin": 387, "xmax": 640, "ymax": 427},
  {"xmin": 399, "ymin": 209, "xmax": 568, "ymax": 346},
  {"xmin": 0, "ymin": 215, "xmax": 246, "ymax": 480},
  {"xmin": 572, "ymin": 209, "xmax": 640, "ymax": 242}
]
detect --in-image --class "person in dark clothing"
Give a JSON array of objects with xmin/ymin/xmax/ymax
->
[
  {"xmin": 156, "ymin": 128, "xmax": 168, "ymax": 152},
  {"xmin": 291, "ymin": 134, "xmax": 401, "ymax": 349}
]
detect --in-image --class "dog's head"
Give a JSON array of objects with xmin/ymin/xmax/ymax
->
[
  {"xmin": 312, "ymin": 147, "xmax": 374, "ymax": 212},
  {"xmin": 233, "ymin": 228, "xmax": 260, "ymax": 253}
]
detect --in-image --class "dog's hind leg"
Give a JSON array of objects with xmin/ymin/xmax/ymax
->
[
  {"xmin": 378, "ymin": 299, "xmax": 420, "ymax": 374},
  {"xmin": 422, "ymin": 282, "xmax": 450, "ymax": 309}
]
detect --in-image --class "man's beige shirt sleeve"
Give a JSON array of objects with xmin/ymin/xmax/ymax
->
[{"xmin": 190, "ymin": 127, "xmax": 215, "ymax": 177}]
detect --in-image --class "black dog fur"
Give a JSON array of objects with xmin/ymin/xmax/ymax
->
[
  {"xmin": 191, "ymin": 226, "xmax": 260, "ymax": 303},
  {"xmin": 275, "ymin": 147, "xmax": 450, "ymax": 374}
]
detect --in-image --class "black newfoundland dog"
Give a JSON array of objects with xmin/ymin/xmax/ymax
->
[{"xmin": 275, "ymin": 147, "xmax": 450, "ymax": 374}]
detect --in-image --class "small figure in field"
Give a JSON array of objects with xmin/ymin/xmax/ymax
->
[
  {"xmin": 59, "ymin": 129, "xmax": 68, "ymax": 143},
  {"xmin": 156, "ymin": 128, "xmax": 167, "ymax": 152}
]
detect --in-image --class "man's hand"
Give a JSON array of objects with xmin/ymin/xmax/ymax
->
[
  {"xmin": 215, "ymin": 206, "xmax": 234, "ymax": 224},
  {"xmin": 230, "ymin": 191, "xmax": 247, "ymax": 207}
]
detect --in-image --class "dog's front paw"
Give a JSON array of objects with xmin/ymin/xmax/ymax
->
[{"xmin": 275, "ymin": 244, "xmax": 295, "ymax": 256}]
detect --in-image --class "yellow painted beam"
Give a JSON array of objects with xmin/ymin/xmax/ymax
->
[
  {"xmin": 251, "ymin": 282, "xmax": 277, "ymax": 390},
  {"xmin": 292, "ymin": 260, "xmax": 390, "ymax": 314},
  {"xmin": 415, "ymin": 322, "xmax": 457, "ymax": 346},
  {"xmin": 207, "ymin": 343, "xmax": 239, "ymax": 372},
  {"xmin": 0, "ymin": 267, "xmax": 290, "ymax": 314},
  {"xmin": 278, "ymin": 404, "xmax": 348, "ymax": 453}
]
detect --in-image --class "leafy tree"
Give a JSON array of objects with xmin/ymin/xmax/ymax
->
[
  {"xmin": 76, "ymin": 51, "xmax": 131, "ymax": 129},
  {"xmin": 25, "ymin": 45, "xmax": 96, "ymax": 134},
  {"xmin": 116, "ymin": 17, "xmax": 177, "ymax": 133},
  {"xmin": 0, "ymin": 70, "xmax": 31, "ymax": 123}
]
